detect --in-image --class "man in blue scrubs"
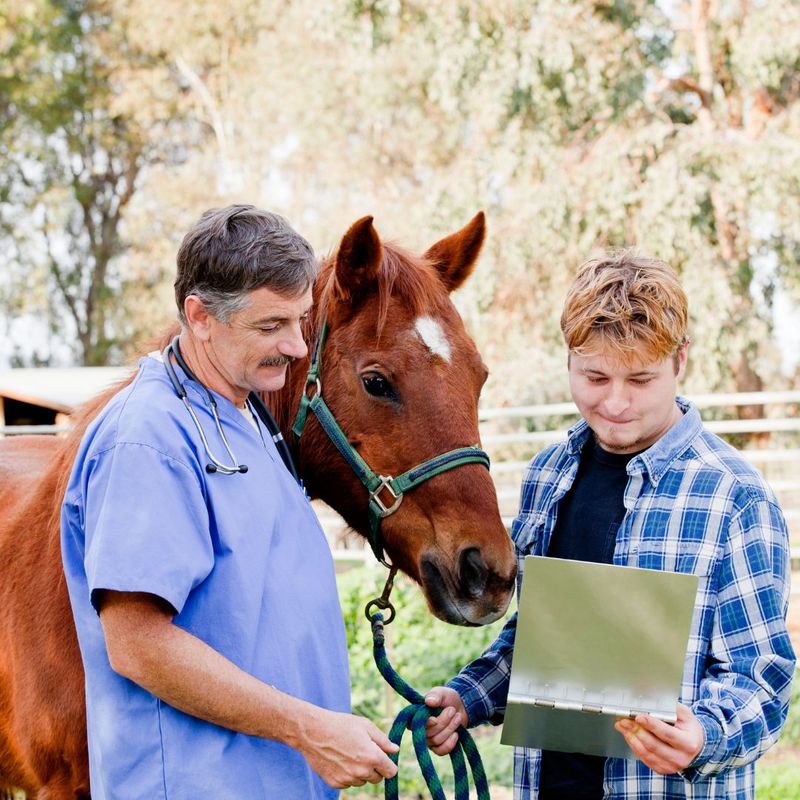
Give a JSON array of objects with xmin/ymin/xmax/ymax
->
[{"xmin": 61, "ymin": 205, "xmax": 398, "ymax": 799}]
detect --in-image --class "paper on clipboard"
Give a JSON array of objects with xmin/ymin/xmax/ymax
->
[{"xmin": 501, "ymin": 556, "xmax": 699, "ymax": 759}]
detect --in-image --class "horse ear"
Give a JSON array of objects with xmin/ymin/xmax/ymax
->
[
  {"xmin": 424, "ymin": 211, "xmax": 486, "ymax": 292},
  {"xmin": 332, "ymin": 215, "xmax": 383, "ymax": 306}
]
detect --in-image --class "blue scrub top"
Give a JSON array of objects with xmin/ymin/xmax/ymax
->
[{"xmin": 61, "ymin": 356, "xmax": 351, "ymax": 800}]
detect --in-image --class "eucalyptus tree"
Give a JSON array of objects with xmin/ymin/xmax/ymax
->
[
  {"xmin": 10, "ymin": 0, "xmax": 796, "ymax": 392},
  {"xmin": 163, "ymin": 0, "xmax": 799, "ymax": 401},
  {"xmin": 0, "ymin": 0, "xmax": 187, "ymax": 365}
]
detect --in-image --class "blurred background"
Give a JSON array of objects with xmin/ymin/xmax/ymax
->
[
  {"xmin": 1, "ymin": 0, "xmax": 799, "ymax": 796},
  {"xmin": 1, "ymin": 0, "xmax": 799, "ymax": 403}
]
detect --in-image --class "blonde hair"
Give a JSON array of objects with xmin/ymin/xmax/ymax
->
[{"xmin": 560, "ymin": 250, "xmax": 689, "ymax": 365}]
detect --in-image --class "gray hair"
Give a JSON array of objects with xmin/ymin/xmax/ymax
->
[{"xmin": 174, "ymin": 205, "xmax": 318, "ymax": 325}]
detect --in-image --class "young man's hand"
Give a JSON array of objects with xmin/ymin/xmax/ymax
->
[
  {"xmin": 615, "ymin": 703, "xmax": 704, "ymax": 774},
  {"xmin": 424, "ymin": 687, "xmax": 469, "ymax": 756}
]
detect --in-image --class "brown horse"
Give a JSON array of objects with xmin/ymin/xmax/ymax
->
[{"xmin": 0, "ymin": 213, "xmax": 516, "ymax": 799}]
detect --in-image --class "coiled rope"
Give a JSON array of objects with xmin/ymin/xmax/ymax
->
[{"xmin": 369, "ymin": 610, "xmax": 491, "ymax": 800}]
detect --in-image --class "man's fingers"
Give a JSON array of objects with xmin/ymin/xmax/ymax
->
[
  {"xmin": 617, "ymin": 719, "xmax": 654, "ymax": 751},
  {"xmin": 431, "ymin": 731, "xmax": 459, "ymax": 756},
  {"xmin": 425, "ymin": 705, "xmax": 455, "ymax": 731},
  {"xmin": 616, "ymin": 720, "xmax": 662, "ymax": 753},
  {"xmin": 374, "ymin": 753, "xmax": 398, "ymax": 779},
  {"xmin": 428, "ymin": 707, "xmax": 462, "ymax": 746},
  {"xmin": 637, "ymin": 714, "xmax": 682, "ymax": 747},
  {"xmin": 425, "ymin": 691, "xmax": 443, "ymax": 707},
  {"xmin": 423, "ymin": 687, "xmax": 467, "ymax": 757},
  {"xmin": 369, "ymin": 725, "xmax": 400, "ymax": 755},
  {"xmin": 366, "ymin": 769, "xmax": 384, "ymax": 785},
  {"xmin": 615, "ymin": 719, "xmax": 669, "ymax": 772},
  {"xmin": 615, "ymin": 712, "xmax": 701, "ymax": 775},
  {"xmin": 426, "ymin": 707, "xmax": 461, "ymax": 756},
  {"xmin": 634, "ymin": 710, "xmax": 703, "ymax": 760}
]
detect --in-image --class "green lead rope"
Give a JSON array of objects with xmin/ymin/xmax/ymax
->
[{"xmin": 370, "ymin": 612, "xmax": 491, "ymax": 800}]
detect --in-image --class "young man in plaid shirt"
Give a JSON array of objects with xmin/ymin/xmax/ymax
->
[{"xmin": 425, "ymin": 252, "xmax": 796, "ymax": 798}]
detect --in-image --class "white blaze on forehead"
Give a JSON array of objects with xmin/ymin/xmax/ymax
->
[{"xmin": 414, "ymin": 316, "xmax": 452, "ymax": 363}]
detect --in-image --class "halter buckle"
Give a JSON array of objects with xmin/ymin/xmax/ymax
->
[{"xmin": 369, "ymin": 476, "xmax": 404, "ymax": 517}]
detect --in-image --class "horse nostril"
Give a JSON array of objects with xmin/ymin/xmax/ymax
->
[{"xmin": 458, "ymin": 547, "xmax": 488, "ymax": 599}]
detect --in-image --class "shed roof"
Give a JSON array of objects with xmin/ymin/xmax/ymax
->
[{"xmin": 0, "ymin": 366, "xmax": 134, "ymax": 414}]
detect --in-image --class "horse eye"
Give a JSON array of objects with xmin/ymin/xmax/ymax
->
[{"xmin": 361, "ymin": 373, "xmax": 396, "ymax": 400}]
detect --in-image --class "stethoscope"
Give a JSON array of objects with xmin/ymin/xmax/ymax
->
[{"xmin": 162, "ymin": 336, "xmax": 300, "ymax": 483}]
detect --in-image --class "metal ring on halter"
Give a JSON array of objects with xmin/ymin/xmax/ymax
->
[
  {"xmin": 364, "ymin": 565, "xmax": 398, "ymax": 624},
  {"xmin": 364, "ymin": 597, "xmax": 396, "ymax": 625},
  {"xmin": 305, "ymin": 377, "xmax": 322, "ymax": 400},
  {"xmin": 369, "ymin": 476, "xmax": 404, "ymax": 517}
]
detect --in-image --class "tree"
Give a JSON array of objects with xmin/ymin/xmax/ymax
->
[
  {"xmin": 5, "ymin": 0, "xmax": 798, "ymax": 396},
  {"xmin": 0, "ymin": 0, "xmax": 187, "ymax": 365},
  {"xmin": 138, "ymin": 0, "xmax": 798, "ymax": 402}
]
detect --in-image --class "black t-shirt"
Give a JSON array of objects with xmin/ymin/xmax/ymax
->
[{"xmin": 538, "ymin": 437, "xmax": 636, "ymax": 800}]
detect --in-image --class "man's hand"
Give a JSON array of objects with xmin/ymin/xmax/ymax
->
[
  {"xmin": 296, "ymin": 710, "xmax": 399, "ymax": 789},
  {"xmin": 424, "ymin": 687, "xmax": 468, "ymax": 756},
  {"xmin": 614, "ymin": 702, "xmax": 704, "ymax": 774}
]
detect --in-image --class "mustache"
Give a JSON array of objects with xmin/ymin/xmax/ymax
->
[{"xmin": 259, "ymin": 355, "xmax": 295, "ymax": 367}]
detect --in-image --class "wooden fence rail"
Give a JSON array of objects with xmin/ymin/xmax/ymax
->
[
  {"xmin": 3, "ymin": 390, "xmax": 799, "ymax": 567},
  {"xmin": 478, "ymin": 390, "xmax": 800, "ymax": 568}
]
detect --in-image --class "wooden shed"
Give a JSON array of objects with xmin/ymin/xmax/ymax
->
[{"xmin": 0, "ymin": 366, "xmax": 132, "ymax": 430}]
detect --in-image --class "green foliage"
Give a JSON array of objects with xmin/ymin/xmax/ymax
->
[
  {"xmin": 778, "ymin": 668, "xmax": 800, "ymax": 748},
  {"xmin": 337, "ymin": 564, "xmax": 514, "ymax": 795},
  {"xmin": 2, "ymin": 0, "xmax": 800, "ymax": 395},
  {"xmin": 0, "ymin": 0, "xmax": 188, "ymax": 365},
  {"xmin": 757, "ymin": 759, "xmax": 800, "ymax": 800}
]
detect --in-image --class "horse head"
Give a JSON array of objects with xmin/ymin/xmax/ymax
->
[{"xmin": 287, "ymin": 213, "xmax": 517, "ymax": 625}]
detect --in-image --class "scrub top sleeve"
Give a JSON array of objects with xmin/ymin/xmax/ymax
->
[{"xmin": 83, "ymin": 442, "xmax": 213, "ymax": 615}]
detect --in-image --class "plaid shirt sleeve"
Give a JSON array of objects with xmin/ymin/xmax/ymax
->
[
  {"xmin": 447, "ymin": 612, "xmax": 517, "ymax": 727},
  {"xmin": 682, "ymin": 493, "xmax": 796, "ymax": 780}
]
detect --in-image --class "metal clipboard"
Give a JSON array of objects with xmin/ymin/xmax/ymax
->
[{"xmin": 501, "ymin": 556, "xmax": 699, "ymax": 759}]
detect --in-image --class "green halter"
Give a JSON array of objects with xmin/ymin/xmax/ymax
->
[{"xmin": 292, "ymin": 321, "xmax": 491, "ymax": 566}]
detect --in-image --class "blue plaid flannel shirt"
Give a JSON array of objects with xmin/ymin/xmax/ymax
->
[{"xmin": 449, "ymin": 399, "xmax": 795, "ymax": 799}]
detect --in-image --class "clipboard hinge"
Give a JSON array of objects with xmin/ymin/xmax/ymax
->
[{"xmin": 509, "ymin": 693, "xmax": 648, "ymax": 720}]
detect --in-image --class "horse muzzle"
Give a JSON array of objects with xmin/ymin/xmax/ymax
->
[{"xmin": 419, "ymin": 547, "xmax": 516, "ymax": 626}]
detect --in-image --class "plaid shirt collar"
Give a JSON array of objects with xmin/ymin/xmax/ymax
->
[{"xmin": 565, "ymin": 396, "xmax": 701, "ymax": 487}]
